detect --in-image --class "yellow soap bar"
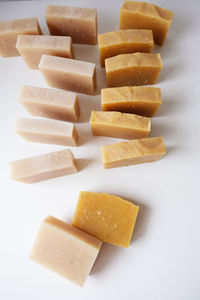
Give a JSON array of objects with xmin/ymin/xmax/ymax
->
[
  {"xmin": 101, "ymin": 86, "xmax": 161, "ymax": 117},
  {"xmin": 119, "ymin": 1, "xmax": 173, "ymax": 46},
  {"xmin": 101, "ymin": 136, "xmax": 166, "ymax": 169},
  {"xmin": 90, "ymin": 111, "xmax": 150, "ymax": 139},
  {"xmin": 98, "ymin": 29, "xmax": 154, "ymax": 67},
  {"xmin": 105, "ymin": 53, "xmax": 162, "ymax": 87},
  {"xmin": 72, "ymin": 191, "xmax": 139, "ymax": 248}
]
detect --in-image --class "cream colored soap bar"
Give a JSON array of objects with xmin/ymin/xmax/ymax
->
[
  {"xmin": 105, "ymin": 52, "xmax": 162, "ymax": 87},
  {"xmin": 19, "ymin": 85, "xmax": 80, "ymax": 122},
  {"xmin": 90, "ymin": 111, "xmax": 150, "ymax": 139},
  {"xmin": 0, "ymin": 18, "xmax": 42, "ymax": 57},
  {"xmin": 16, "ymin": 35, "xmax": 74, "ymax": 69},
  {"xmin": 30, "ymin": 216, "xmax": 101, "ymax": 286},
  {"xmin": 101, "ymin": 136, "xmax": 166, "ymax": 169},
  {"xmin": 45, "ymin": 5, "xmax": 97, "ymax": 45},
  {"xmin": 39, "ymin": 55, "xmax": 96, "ymax": 95},
  {"xmin": 10, "ymin": 149, "xmax": 77, "ymax": 183},
  {"xmin": 98, "ymin": 29, "xmax": 154, "ymax": 67},
  {"xmin": 101, "ymin": 86, "xmax": 161, "ymax": 117},
  {"xmin": 15, "ymin": 118, "xmax": 78, "ymax": 146},
  {"xmin": 119, "ymin": 1, "xmax": 173, "ymax": 46}
]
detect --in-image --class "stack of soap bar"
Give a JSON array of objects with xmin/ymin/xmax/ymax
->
[
  {"xmin": 0, "ymin": 18, "xmax": 42, "ymax": 57},
  {"xmin": 30, "ymin": 216, "xmax": 101, "ymax": 286},
  {"xmin": 16, "ymin": 35, "xmax": 74, "ymax": 69},
  {"xmin": 45, "ymin": 5, "xmax": 97, "ymax": 45},
  {"xmin": 19, "ymin": 85, "xmax": 80, "ymax": 122},
  {"xmin": 90, "ymin": 111, "xmax": 150, "ymax": 139},
  {"xmin": 105, "ymin": 52, "xmax": 162, "ymax": 87},
  {"xmin": 72, "ymin": 191, "xmax": 139, "ymax": 248},
  {"xmin": 98, "ymin": 29, "xmax": 154, "ymax": 67},
  {"xmin": 119, "ymin": 1, "xmax": 173, "ymax": 46},
  {"xmin": 39, "ymin": 55, "xmax": 96, "ymax": 95},
  {"xmin": 101, "ymin": 136, "xmax": 166, "ymax": 169},
  {"xmin": 10, "ymin": 149, "xmax": 77, "ymax": 183},
  {"xmin": 101, "ymin": 86, "xmax": 161, "ymax": 117},
  {"xmin": 15, "ymin": 118, "xmax": 78, "ymax": 146}
]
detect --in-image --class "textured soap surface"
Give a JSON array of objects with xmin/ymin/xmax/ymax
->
[
  {"xmin": 72, "ymin": 191, "xmax": 139, "ymax": 248},
  {"xmin": 30, "ymin": 216, "xmax": 102, "ymax": 286}
]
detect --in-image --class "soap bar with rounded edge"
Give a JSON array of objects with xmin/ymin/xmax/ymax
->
[
  {"xmin": 105, "ymin": 52, "xmax": 162, "ymax": 87},
  {"xmin": 16, "ymin": 35, "xmax": 74, "ymax": 69},
  {"xmin": 0, "ymin": 18, "xmax": 42, "ymax": 57},
  {"xmin": 98, "ymin": 29, "xmax": 154, "ymax": 67},
  {"xmin": 119, "ymin": 1, "xmax": 173, "ymax": 46}
]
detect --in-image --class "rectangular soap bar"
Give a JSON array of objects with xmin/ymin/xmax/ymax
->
[
  {"xmin": 101, "ymin": 86, "xmax": 161, "ymax": 117},
  {"xmin": 19, "ymin": 85, "xmax": 80, "ymax": 122},
  {"xmin": 119, "ymin": 1, "xmax": 173, "ymax": 46},
  {"xmin": 10, "ymin": 149, "xmax": 77, "ymax": 183},
  {"xmin": 30, "ymin": 216, "xmax": 101, "ymax": 286},
  {"xmin": 16, "ymin": 35, "xmax": 74, "ymax": 69},
  {"xmin": 45, "ymin": 5, "xmax": 97, "ymax": 45},
  {"xmin": 15, "ymin": 118, "xmax": 78, "ymax": 146},
  {"xmin": 0, "ymin": 18, "xmax": 42, "ymax": 57},
  {"xmin": 72, "ymin": 191, "xmax": 139, "ymax": 248},
  {"xmin": 98, "ymin": 29, "xmax": 154, "ymax": 67},
  {"xmin": 39, "ymin": 55, "xmax": 96, "ymax": 95},
  {"xmin": 90, "ymin": 111, "xmax": 150, "ymax": 139},
  {"xmin": 101, "ymin": 136, "xmax": 166, "ymax": 169},
  {"xmin": 105, "ymin": 52, "xmax": 162, "ymax": 87}
]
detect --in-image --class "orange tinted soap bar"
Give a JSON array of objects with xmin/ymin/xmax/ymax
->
[
  {"xmin": 119, "ymin": 1, "xmax": 173, "ymax": 46},
  {"xmin": 72, "ymin": 192, "xmax": 139, "ymax": 248}
]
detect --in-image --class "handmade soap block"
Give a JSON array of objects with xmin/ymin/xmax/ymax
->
[
  {"xmin": 105, "ymin": 52, "xmax": 162, "ymax": 87},
  {"xmin": 45, "ymin": 5, "xmax": 97, "ymax": 45},
  {"xmin": 15, "ymin": 118, "xmax": 78, "ymax": 146},
  {"xmin": 119, "ymin": 1, "xmax": 173, "ymax": 46},
  {"xmin": 16, "ymin": 35, "xmax": 74, "ymax": 69},
  {"xmin": 90, "ymin": 111, "xmax": 150, "ymax": 139},
  {"xmin": 101, "ymin": 136, "xmax": 166, "ymax": 169},
  {"xmin": 39, "ymin": 55, "xmax": 96, "ymax": 95},
  {"xmin": 10, "ymin": 149, "xmax": 77, "ymax": 183},
  {"xmin": 30, "ymin": 216, "xmax": 102, "ymax": 286},
  {"xmin": 0, "ymin": 18, "xmax": 42, "ymax": 57},
  {"xmin": 19, "ymin": 85, "xmax": 80, "ymax": 122},
  {"xmin": 101, "ymin": 86, "xmax": 161, "ymax": 117},
  {"xmin": 98, "ymin": 29, "xmax": 154, "ymax": 67}
]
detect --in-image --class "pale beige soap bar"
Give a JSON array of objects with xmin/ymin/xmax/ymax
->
[
  {"xmin": 101, "ymin": 136, "xmax": 166, "ymax": 169},
  {"xmin": 90, "ymin": 111, "xmax": 150, "ymax": 139},
  {"xmin": 0, "ymin": 18, "xmax": 42, "ymax": 57},
  {"xmin": 10, "ymin": 149, "xmax": 77, "ymax": 183},
  {"xmin": 39, "ymin": 55, "xmax": 96, "ymax": 95},
  {"xmin": 19, "ymin": 85, "xmax": 80, "ymax": 122},
  {"xmin": 45, "ymin": 5, "xmax": 97, "ymax": 45},
  {"xmin": 15, "ymin": 118, "xmax": 78, "ymax": 146},
  {"xmin": 16, "ymin": 35, "xmax": 74, "ymax": 69}
]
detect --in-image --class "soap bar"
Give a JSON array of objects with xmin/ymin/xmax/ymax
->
[
  {"xmin": 19, "ymin": 85, "xmax": 80, "ymax": 122},
  {"xmin": 101, "ymin": 86, "xmax": 161, "ymax": 117},
  {"xmin": 90, "ymin": 111, "xmax": 150, "ymax": 139},
  {"xmin": 105, "ymin": 52, "xmax": 162, "ymax": 87},
  {"xmin": 101, "ymin": 136, "xmax": 166, "ymax": 169},
  {"xmin": 30, "ymin": 216, "xmax": 102, "ymax": 286},
  {"xmin": 0, "ymin": 18, "xmax": 42, "ymax": 57},
  {"xmin": 16, "ymin": 35, "xmax": 74, "ymax": 69},
  {"xmin": 39, "ymin": 55, "xmax": 96, "ymax": 95},
  {"xmin": 98, "ymin": 29, "xmax": 154, "ymax": 67},
  {"xmin": 119, "ymin": 1, "xmax": 173, "ymax": 46},
  {"xmin": 10, "ymin": 149, "xmax": 77, "ymax": 183},
  {"xmin": 45, "ymin": 5, "xmax": 97, "ymax": 45},
  {"xmin": 15, "ymin": 118, "xmax": 78, "ymax": 146},
  {"xmin": 72, "ymin": 191, "xmax": 139, "ymax": 248}
]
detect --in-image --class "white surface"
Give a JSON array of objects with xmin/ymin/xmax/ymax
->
[{"xmin": 0, "ymin": 0, "xmax": 200, "ymax": 299}]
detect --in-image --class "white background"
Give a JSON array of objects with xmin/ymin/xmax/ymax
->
[{"xmin": 0, "ymin": 0, "xmax": 200, "ymax": 299}]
